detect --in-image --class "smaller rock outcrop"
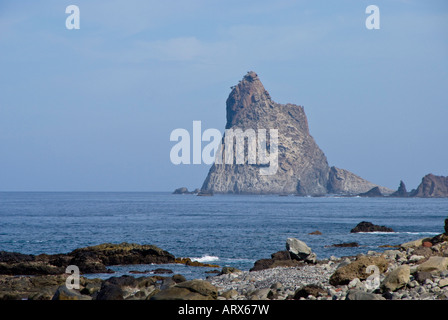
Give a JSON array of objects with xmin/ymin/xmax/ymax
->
[
  {"xmin": 409, "ymin": 174, "xmax": 448, "ymax": 198},
  {"xmin": 390, "ymin": 180, "xmax": 408, "ymax": 197},
  {"xmin": 350, "ymin": 221, "xmax": 394, "ymax": 233},
  {"xmin": 358, "ymin": 187, "xmax": 383, "ymax": 197},
  {"xmin": 173, "ymin": 187, "xmax": 199, "ymax": 195}
]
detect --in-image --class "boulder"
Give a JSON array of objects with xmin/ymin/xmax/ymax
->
[
  {"xmin": 293, "ymin": 284, "xmax": 326, "ymax": 299},
  {"xmin": 52, "ymin": 285, "xmax": 92, "ymax": 300},
  {"xmin": 417, "ymin": 256, "xmax": 448, "ymax": 274},
  {"xmin": 346, "ymin": 289, "xmax": 385, "ymax": 300},
  {"xmin": 329, "ymin": 255, "xmax": 388, "ymax": 286},
  {"xmin": 286, "ymin": 238, "xmax": 314, "ymax": 262},
  {"xmin": 219, "ymin": 267, "xmax": 241, "ymax": 275},
  {"xmin": 248, "ymin": 288, "xmax": 270, "ymax": 300},
  {"xmin": 250, "ymin": 247, "xmax": 308, "ymax": 271},
  {"xmin": 221, "ymin": 289, "xmax": 238, "ymax": 300},
  {"xmin": 400, "ymin": 238, "xmax": 424, "ymax": 249},
  {"xmin": 150, "ymin": 280, "xmax": 217, "ymax": 300},
  {"xmin": 95, "ymin": 283, "xmax": 124, "ymax": 300},
  {"xmin": 380, "ymin": 265, "xmax": 410, "ymax": 292},
  {"xmin": 308, "ymin": 231, "xmax": 322, "ymax": 235},
  {"xmin": 414, "ymin": 271, "xmax": 432, "ymax": 284},
  {"xmin": 350, "ymin": 221, "xmax": 394, "ymax": 233},
  {"xmin": 445, "ymin": 218, "xmax": 448, "ymax": 235}
]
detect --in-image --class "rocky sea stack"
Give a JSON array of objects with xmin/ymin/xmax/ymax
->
[{"xmin": 201, "ymin": 71, "xmax": 392, "ymax": 196}]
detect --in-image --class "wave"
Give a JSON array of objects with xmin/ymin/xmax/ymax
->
[{"xmin": 190, "ymin": 255, "xmax": 220, "ymax": 263}]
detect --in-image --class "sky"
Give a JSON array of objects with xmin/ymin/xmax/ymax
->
[{"xmin": 0, "ymin": 0, "xmax": 447, "ymax": 192}]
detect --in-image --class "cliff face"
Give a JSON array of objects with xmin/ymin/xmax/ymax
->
[
  {"xmin": 410, "ymin": 174, "xmax": 448, "ymax": 198},
  {"xmin": 201, "ymin": 71, "xmax": 390, "ymax": 195}
]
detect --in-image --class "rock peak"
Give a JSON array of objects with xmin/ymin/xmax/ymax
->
[
  {"xmin": 243, "ymin": 71, "xmax": 259, "ymax": 82},
  {"xmin": 201, "ymin": 72, "xmax": 391, "ymax": 196}
]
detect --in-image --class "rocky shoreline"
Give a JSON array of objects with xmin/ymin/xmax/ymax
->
[{"xmin": 1, "ymin": 220, "xmax": 447, "ymax": 301}]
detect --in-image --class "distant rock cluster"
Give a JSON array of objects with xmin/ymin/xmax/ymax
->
[{"xmin": 358, "ymin": 174, "xmax": 448, "ymax": 198}]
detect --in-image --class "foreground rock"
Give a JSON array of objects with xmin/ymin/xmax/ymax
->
[
  {"xmin": 150, "ymin": 280, "xmax": 218, "ymax": 300},
  {"xmin": 251, "ymin": 238, "xmax": 316, "ymax": 271},
  {"xmin": 329, "ymin": 255, "xmax": 389, "ymax": 286},
  {"xmin": 0, "ymin": 243, "xmax": 176, "ymax": 275},
  {"xmin": 286, "ymin": 238, "xmax": 316, "ymax": 263},
  {"xmin": 350, "ymin": 221, "xmax": 394, "ymax": 233}
]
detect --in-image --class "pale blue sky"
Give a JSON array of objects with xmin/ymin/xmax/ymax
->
[{"xmin": 0, "ymin": 0, "xmax": 447, "ymax": 191}]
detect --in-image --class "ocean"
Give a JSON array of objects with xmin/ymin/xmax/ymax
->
[{"xmin": 0, "ymin": 192, "xmax": 446, "ymax": 280}]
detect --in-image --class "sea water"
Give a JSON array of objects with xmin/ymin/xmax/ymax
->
[{"xmin": 0, "ymin": 192, "xmax": 446, "ymax": 280}]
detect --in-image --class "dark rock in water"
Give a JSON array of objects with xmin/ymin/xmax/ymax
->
[
  {"xmin": 173, "ymin": 187, "xmax": 200, "ymax": 194},
  {"xmin": 201, "ymin": 71, "xmax": 391, "ymax": 196},
  {"xmin": 308, "ymin": 230, "xmax": 322, "ymax": 235},
  {"xmin": 410, "ymin": 174, "xmax": 448, "ymax": 198},
  {"xmin": 358, "ymin": 187, "xmax": 383, "ymax": 197},
  {"xmin": 250, "ymin": 250, "xmax": 304, "ymax": 272},
  {"xmin": 350, "ymin": 221, "xmax": 394, "ymax": 233},
  {"xmin": 0, "ymin": 242, "xmax": 175, "ymax": 276},
  {"xmin": 174, "ymin": 257, "xmax": 219, "ymax": 268},
  {"xmin": 445, "ymin": 218, "xmax": 448, "ymax": 235},
  {"xmin": 390, "ymin": 180, "xmax": 408, "ymax": 197},
  {"xmin": 328, "ymin": 242, "xmax": 359, "ymax": 248},
  {"xmin": 197, "ymin": 190, "xmax": 213, "ymax": 196},
  {"xmin": 293, "ymin": 284, "xmax": 326, "ymax": 299},
  {"xmin": 152, "ymin": 268, "xmax": 173, "ymax": 274},
  {"xmin": 69, "ymin": 242, "xmax": 176, "ymax": 268}
]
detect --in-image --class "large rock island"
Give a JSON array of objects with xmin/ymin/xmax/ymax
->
[{"xmin": 201, "ymin": 71, "xmax": 392, "ymax": 196}]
